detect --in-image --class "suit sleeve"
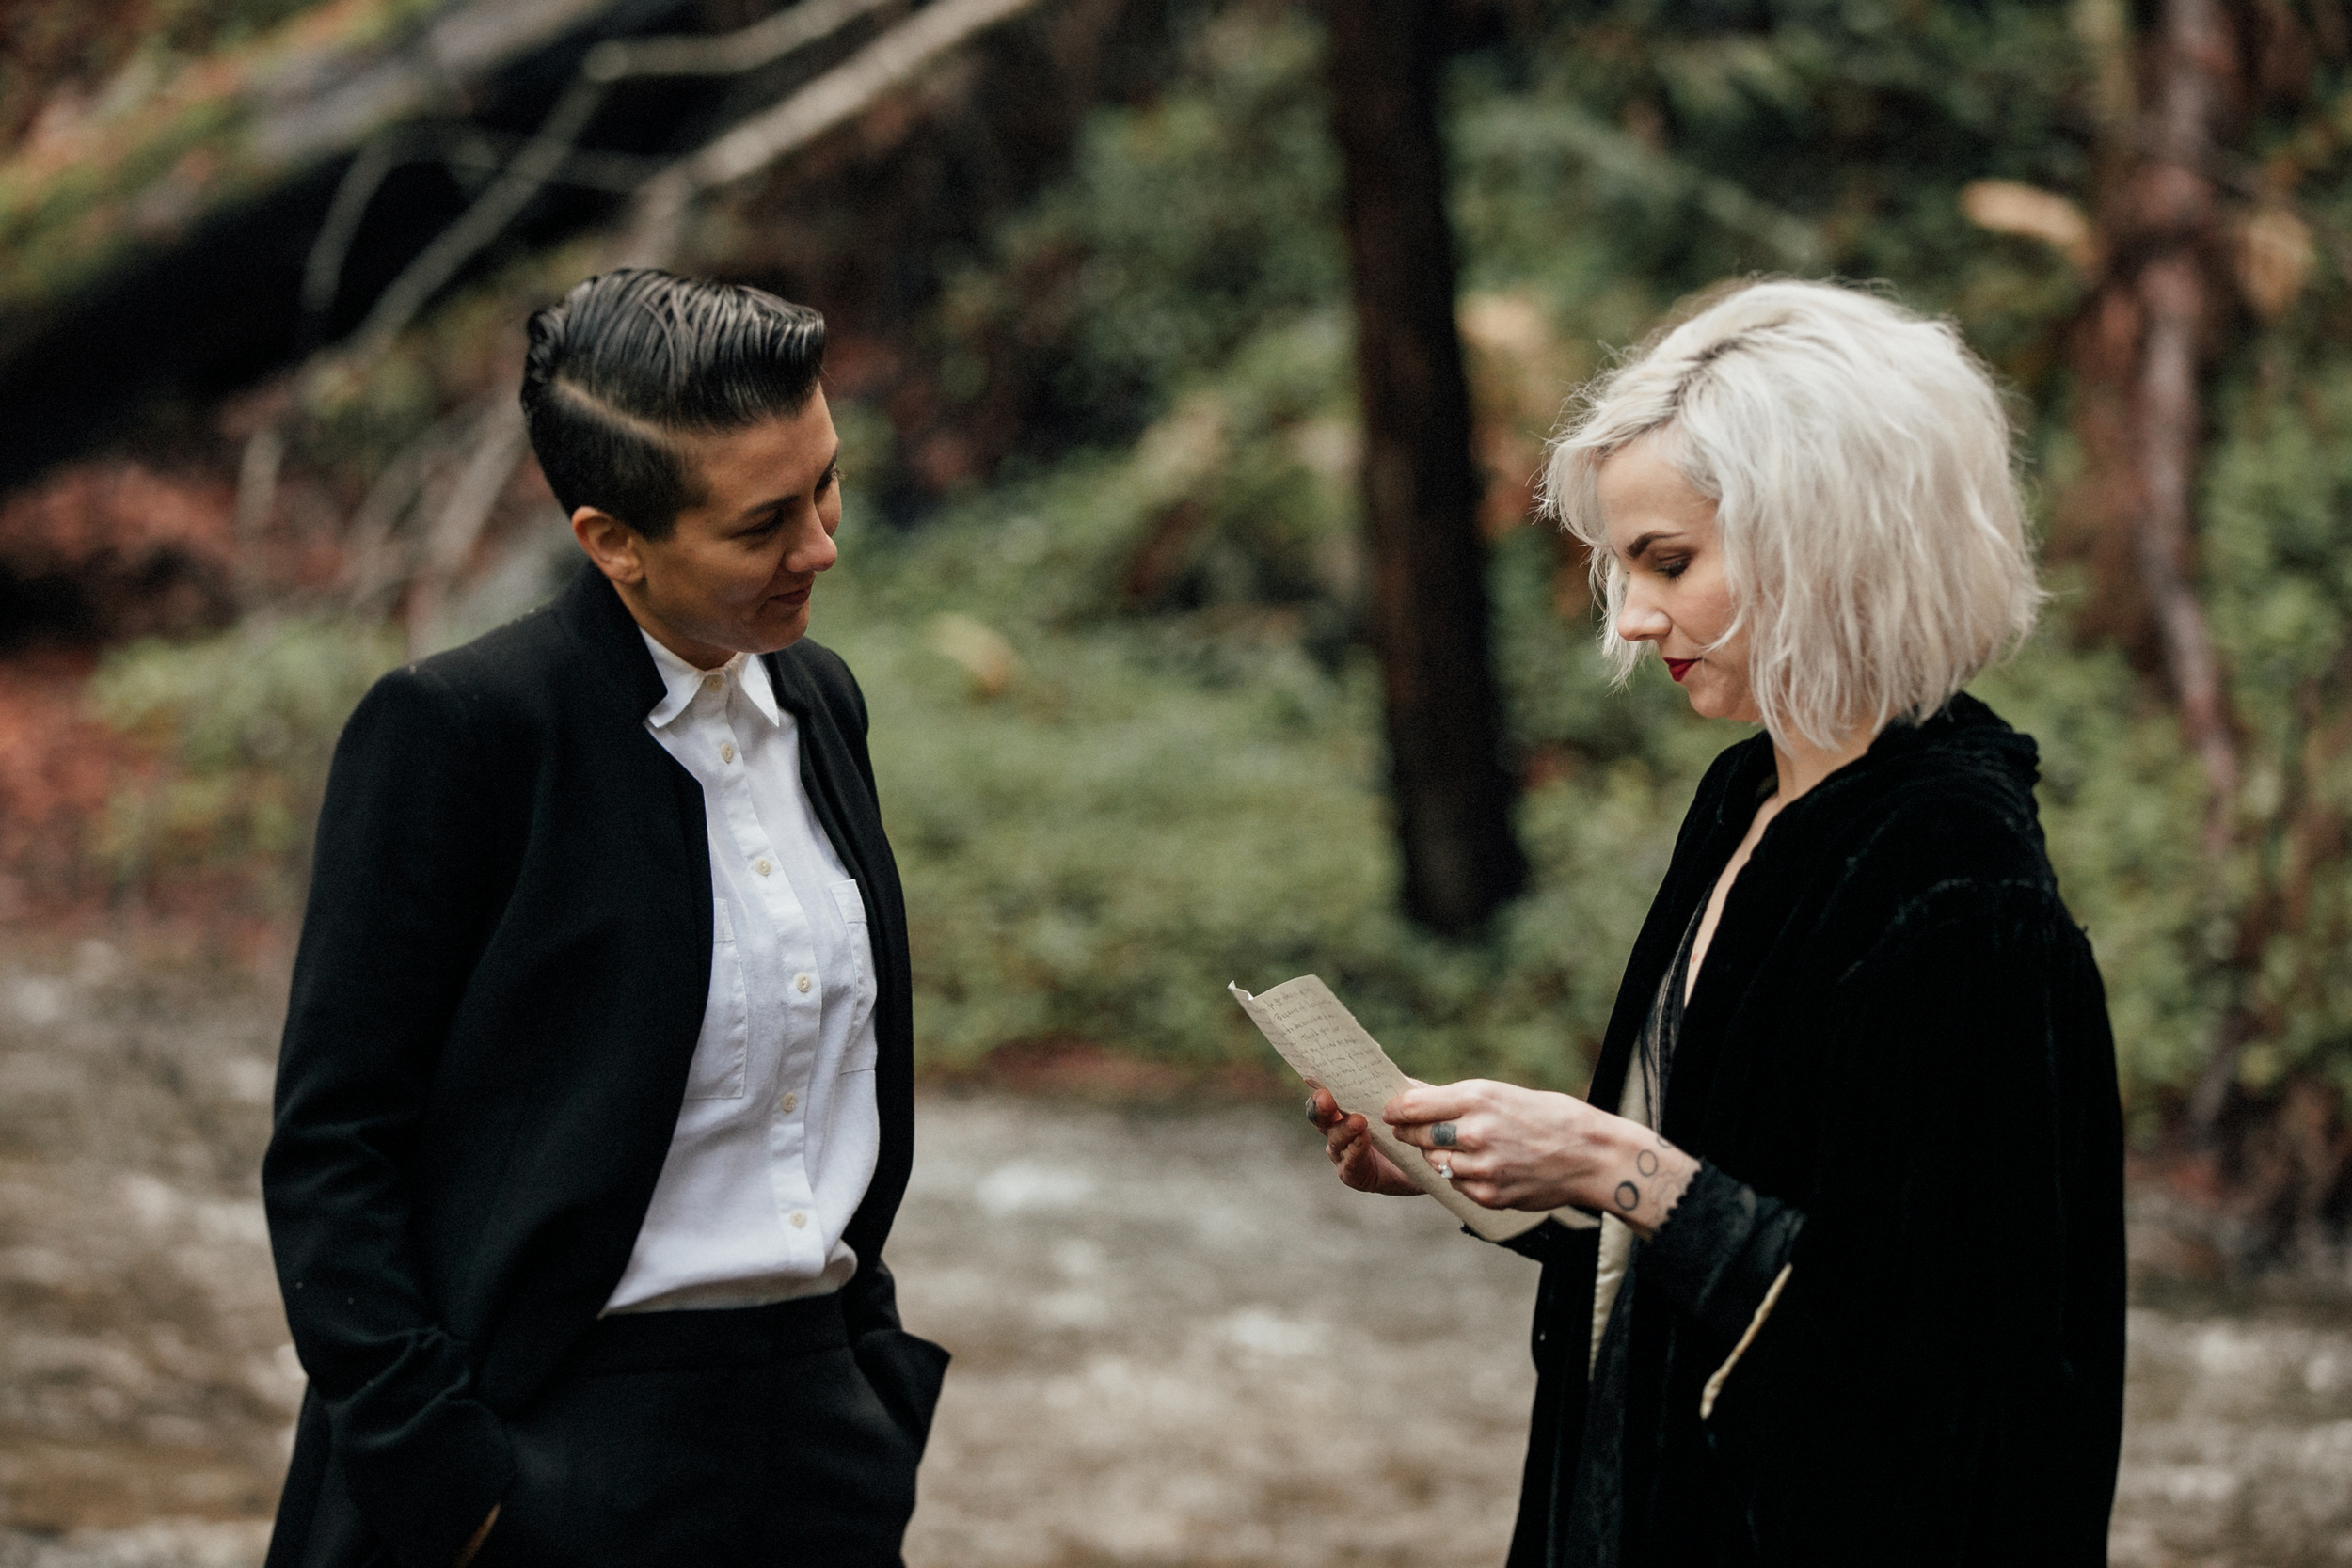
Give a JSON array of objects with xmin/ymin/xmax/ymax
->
[
  {"xmin": 1643, "ymin": 883, "xmax": 2126, "ymax": 1564},
  {"xmin": 263, "ymin": 666, "xmax": 515, "ymax": 1568}
]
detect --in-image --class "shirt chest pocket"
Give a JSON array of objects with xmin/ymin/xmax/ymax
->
[
  {"xmin": 829, "ymin": 879, "xmax": 880, "ymax": 1073},
  {"xmin": 685, "ymin": 898, "xmax": 750, "ymax": 1101}
]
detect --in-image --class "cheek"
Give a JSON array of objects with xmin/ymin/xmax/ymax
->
[
  {"xmin": 1681, "ymin": 577, "xmax": 1733, "ymax": 639},
  {"xmin": 718, "ymin": 548, "xmax": 789, "ymax": 603}
]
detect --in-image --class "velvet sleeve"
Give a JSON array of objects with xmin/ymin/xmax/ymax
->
[
  {"xmin": 1641, "ymin": 1161, "xmax": 1804, "ymax": 1398},
  {"xmin": 1660, "ymin": 883, "xmax": 2125, "ymax": 1564},
  {"xmin": 262, "ymin": 666, "xmax": 516, "ymax": 1568}
]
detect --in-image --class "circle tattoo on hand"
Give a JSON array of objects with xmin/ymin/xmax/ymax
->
[
  {"xmin": 1431, "ymin": 1121, "xmax": 1458, "ymax": 1148},
  {"xmin": 1635, "ymin": 1149, "xmax": 1659, "ymax": 1177},
  {"xmin": 1614, "ymin": 1181, "xmax": 1640, "ymax": 1211}
]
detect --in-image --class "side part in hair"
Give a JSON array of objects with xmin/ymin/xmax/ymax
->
[
  {"xmin": 1540, "ymin": 279, "xmax": 2042, "ymax": 750},
  {"xmin": 520, "ymin": 269, "xmax": 826, "ymax": 541}
]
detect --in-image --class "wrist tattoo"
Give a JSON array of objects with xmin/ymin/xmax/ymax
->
[
  {"xmin": 1635, "ymin": 1148, "xmax": 1659, "ymax": 1177},
  {"xmin": 1614, "ymin": 1180, "xmax": 1640, "ymax": 1211}
]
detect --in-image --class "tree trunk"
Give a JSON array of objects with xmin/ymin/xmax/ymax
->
[
  {"xmin": 2136, "ymin": 0, "xmax": 2244, "ymax": 868},
  {"xmin": 2069, "ymin": 0, "xmax": 2253, "ymax": 1142},
  {"xmin": 2072, "ymin": 0, "xmax": 2243, "ymax": 848},
  {"xmin": 1321, "ymin": 0, "xmax": 1526, "ymax": 935}
]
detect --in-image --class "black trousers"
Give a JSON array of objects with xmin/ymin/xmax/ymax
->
[{"xmin": 290, "ymin": 1295, "xmax": 948, "ymax": 1568}]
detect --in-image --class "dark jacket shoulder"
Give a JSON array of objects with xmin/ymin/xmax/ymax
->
[
  {"xmin": 1780, "ymin": 693, "xmax": 2058, "ymax": 923},
  {"xmin": 774, "ymin": 636, "xmax": 868, "ymax": 727}
]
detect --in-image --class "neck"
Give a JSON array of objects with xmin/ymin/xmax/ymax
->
[{"xmin": 1770, "ymin": 721, "xmax": 1881, "ymax": 804}]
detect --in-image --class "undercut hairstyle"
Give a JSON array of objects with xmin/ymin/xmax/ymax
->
[
  {"xmin": 520, "ymin": 269, "xmax": 826, "ymax": 540},
  {"xmin": 1542, "ymin": 279, "xmax": 2042, "ymax": 750}
]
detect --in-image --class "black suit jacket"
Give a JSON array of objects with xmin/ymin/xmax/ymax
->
[{"xmin": 262, "ymin": 563, "xmax": 918, "ymax": 1568}]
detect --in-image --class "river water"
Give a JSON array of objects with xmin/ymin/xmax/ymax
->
[{"xmin": 0, "ymin": 952, "xmax": 2346, "ymax": 1565}]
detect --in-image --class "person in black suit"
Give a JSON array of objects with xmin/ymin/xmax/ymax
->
[{"xmin": 262, "ymin": 269, "xmax": 947, "ymax": 1568}]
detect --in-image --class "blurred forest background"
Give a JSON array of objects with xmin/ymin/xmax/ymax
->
[{"xmin": 5, "ymin": 0, "xmax": 2352, "ymax": 1281}]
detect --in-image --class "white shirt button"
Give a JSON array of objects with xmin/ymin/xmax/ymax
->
[
  {"xmin": 755, "ymin": 858, "xmax": 772, "ymax": 877},
  {"xmin": 795, "ymin": 973, "xmax": 812, "ymax": 993},
  {"xmin": 789, "ymin": 1211, "xmax": 808, "ymax": 1228},
  {"xmin": 781, "ymin": 1090, "xmax": 799, "ymax": 1113},
  {"xmin": 703, "ymin": 673, "xmax": 723, "ymax": 694},
  {"xmin": 720, "ymin": 742, "xmax": 735, "ymax": 763}
]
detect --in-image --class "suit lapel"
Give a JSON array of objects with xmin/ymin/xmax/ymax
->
[
  {"xmin": 762, "ymin": 647, "xmax": 883, "ymax": 899},
  {"xmin": 549, "ymin": 560, "xmax": 713, "ymax": 1047}
]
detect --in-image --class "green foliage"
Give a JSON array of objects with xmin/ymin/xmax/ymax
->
[
  {"xmin": 148, "ymin": 0, "xmax": 337, "ymax": 55},
  {"xmin": 1974, "ymin": 641, "xmax": 2217, "ymax": 1135},
  {"xmin": 823, "ymin": 464, "xmax": 2219, "ymax": 1107},
  {"xmin": 817, "ymin": 502, "xmax": 1699, "ymax": 1088},
  {"xmin": 70, "ymin": 0, "xmax": 2327, "ymax": 1130},
  {"xmin": 2199, "ymin": 346, "xmax": 2352, "ymax": 1102},
  {"xmin": 936, "ymin": 3, "xmax": 1343, "ymax": 442},
  {"xmin": 0, "ymin": 0, "xmax": 448, "ymax": 324},
  {"xmin": 1445, "ymin": 0, "xmax": 2097, "ymax": 388},
  {"xmin": 819, "ymin": 0, "xmax": 2230, "ymax": 1115},
  {"xmin": 87, "ymin": 616, "xmax": 402, "ymax": 901}
]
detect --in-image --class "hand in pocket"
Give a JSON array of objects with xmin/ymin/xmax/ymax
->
[{"xmin": 851, "ymin": 1329, "xmax": 951, "ymax": 1450}]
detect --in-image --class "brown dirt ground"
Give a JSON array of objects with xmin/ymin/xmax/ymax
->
[{"xmin": 0, "ymin": 938, "xmax": 2347, "ymax": 1566}]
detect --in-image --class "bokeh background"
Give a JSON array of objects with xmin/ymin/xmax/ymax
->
[{"xmin": 1, "ymin": 0, "xmax": 2350, "ymax": 1562}]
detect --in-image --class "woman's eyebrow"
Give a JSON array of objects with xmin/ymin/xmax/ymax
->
[{"xmin": 1623, "ymin": 530, "xmax": 1677, "ymax": 562}]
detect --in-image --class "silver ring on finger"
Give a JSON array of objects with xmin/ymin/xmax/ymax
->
[
  {"xmin": 1431, "ymin": 1121, "xmax": 1459, "ymax": 1148},
  {"xmin": 1434, "ymin": 1160, "xmax": 1454, "ymax": 1180}
]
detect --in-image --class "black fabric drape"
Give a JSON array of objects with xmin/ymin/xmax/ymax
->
[
  {"xmin": 1504, "ymin": 695, "xmax": 2126, "ymax": 1568},
  {"xmin": 262, "ymin": 563, "xmax": 917, "ymax": 1568}
]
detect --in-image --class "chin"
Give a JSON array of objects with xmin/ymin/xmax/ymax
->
[
  {"xmin": 748, "ymin": 609, "xmax": 810, "ymax": 654},
  {"xmin": 1684, "ymin": 685, "xmax": 1752, "ymax": 724}
]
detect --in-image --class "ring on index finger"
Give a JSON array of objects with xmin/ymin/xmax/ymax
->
[{"xmin": 1431, "ymin": 1121, "xmax": 1459, "ymax": 1148}]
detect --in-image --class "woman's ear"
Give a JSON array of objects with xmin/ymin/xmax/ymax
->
[{"xmin": 571, "ymin": 506, "xmax": 645, "ymax": 586}]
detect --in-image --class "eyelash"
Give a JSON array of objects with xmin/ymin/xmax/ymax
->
[{"xmin": 1655, "ymin": 556, "xmax": 1691, "ymax": 580}]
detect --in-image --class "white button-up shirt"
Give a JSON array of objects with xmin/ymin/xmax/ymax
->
[{"xmin": 603, "ymin": 633, "xmax": 882, "ymax": 1313}]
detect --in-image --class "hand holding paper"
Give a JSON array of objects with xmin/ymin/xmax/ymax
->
[
  {"xmin": 1306, "ymin": 1085, "xmax": 1421, "ymax": 1196},
  {"xmin": 1231, "ymin": 976, "xmax": 1595, "ymax": 1242}
]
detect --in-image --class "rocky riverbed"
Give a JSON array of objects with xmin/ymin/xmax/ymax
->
[{"xmin": 0, "ymin": 942, "xmax": 2346, "ymax": 1566}]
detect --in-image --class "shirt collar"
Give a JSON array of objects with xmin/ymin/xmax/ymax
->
[{"xmin": 639, "ymin": 631, "xmax": 784, "ymax": 730}]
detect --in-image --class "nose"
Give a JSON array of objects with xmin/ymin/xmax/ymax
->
[
  {"xmin": 1615, "ymin": 582, "xmax": 1670, "ymax": 645},
  {"xmin": 786, "ymin": 513, "xmax": 838, "ymax": 576}
]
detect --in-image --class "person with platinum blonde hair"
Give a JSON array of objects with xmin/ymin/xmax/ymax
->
[
  {"xmin": 1310, "ymin": 279, "xmax": 2124, "ymax": 1566},
  {"xmin": 1550, "ymin": 279, "xmax": 2042, "ymax": 750}
]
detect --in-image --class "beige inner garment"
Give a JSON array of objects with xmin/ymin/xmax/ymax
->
[{"xmin": 1585, "ymin": 1062, "xmax": 1790, "ymax": 1418}]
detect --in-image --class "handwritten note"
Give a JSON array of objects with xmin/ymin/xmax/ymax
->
[{"xmin": 1231, "ymin": 976, "xmax": 1592, "ymax": 1243}]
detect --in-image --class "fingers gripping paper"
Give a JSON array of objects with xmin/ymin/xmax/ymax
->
[{"xmin": 1231, "ymin": 975, "xmax": 1562, "ymax": 1243}]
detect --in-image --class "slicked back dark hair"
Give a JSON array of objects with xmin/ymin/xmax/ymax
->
[{"xmin": 520, "ymin": 269, "xmax": 825, "ymax": 540}]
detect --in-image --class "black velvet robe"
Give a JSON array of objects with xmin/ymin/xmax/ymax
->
[{"xmin": 1502, "ymin": 695, "xmax": 2126, "ymax": 1568}]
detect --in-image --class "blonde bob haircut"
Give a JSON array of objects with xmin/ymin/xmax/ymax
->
[{"xmin": 1542, "ymin": 279, "xmax": 2041, "ymax": 750}]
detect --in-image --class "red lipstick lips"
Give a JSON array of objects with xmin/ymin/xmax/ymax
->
[{"xmin": 1664, "ymin": 657, "xmax": 1697, "ymax": 683}]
